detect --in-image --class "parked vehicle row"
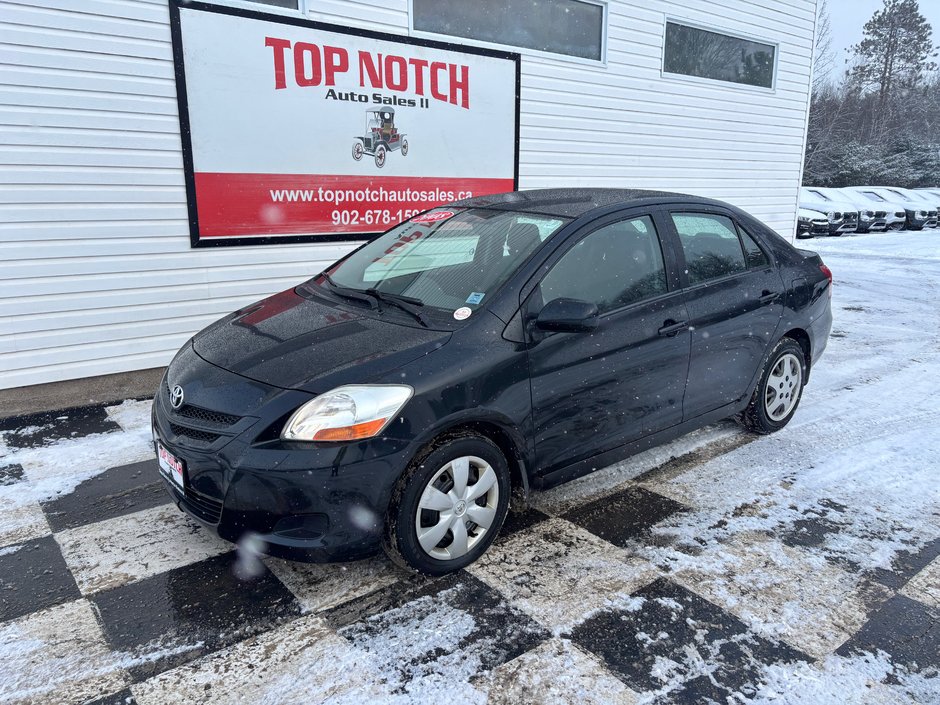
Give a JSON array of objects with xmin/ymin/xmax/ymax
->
[{"xmin": 797, "ymin": 186, "xmax": 939, "ymax": 238}]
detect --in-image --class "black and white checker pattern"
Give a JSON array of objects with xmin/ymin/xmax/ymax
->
[{"xmin": 0, "ymin": 399, "xmax": 937, "ymax": 705}]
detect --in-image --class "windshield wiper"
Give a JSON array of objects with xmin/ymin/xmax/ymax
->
[
  {"xmin": 364, "ymin": 288, "xmax": 431, "ymax": 328},
  {"xmin": 319, "ymin": 273, "xmax": 379, "ymax": 310}
]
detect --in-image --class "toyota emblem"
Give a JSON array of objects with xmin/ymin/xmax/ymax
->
[{"xmin": 170, "ymin": 385, "xmax": 185, "ymax": 410}]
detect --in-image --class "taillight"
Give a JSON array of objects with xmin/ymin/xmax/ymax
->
[{"xmin": 819, "ymin": 263, "xmax": 833, "ymax": 297}]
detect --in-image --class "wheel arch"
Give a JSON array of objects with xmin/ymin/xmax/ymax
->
[
  {"xmin": 781, "ymin": 327, "xmax": 812, "ymax": 380},
  {"xmin": 409, "ymin": 417, "xmax": 531, "ymax": 507}
]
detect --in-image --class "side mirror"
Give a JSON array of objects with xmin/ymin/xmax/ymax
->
[{"xmin": 536, "ymin": 297, "xmax": 598, "ymax": 333}]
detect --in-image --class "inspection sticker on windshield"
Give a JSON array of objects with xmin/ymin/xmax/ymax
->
[
  {"xmin": 466, "ymin": 292, "xmax": 485, "ymax": 305},
  {"xmin": 411, "ymin": 211, "xmax": 455, "ymax": 225},
  {"xmin": 453, "ymin": 306, "xmax": 472, "ymax": 321}
]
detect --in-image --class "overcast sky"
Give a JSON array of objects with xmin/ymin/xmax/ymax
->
[{"xmin": 826, "ymin": 0, "xmax": 940, "ymax": 76}]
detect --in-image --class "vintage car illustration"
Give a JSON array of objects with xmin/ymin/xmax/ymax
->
[{"xmin": 352, "ymin": 108, "xmax": 408, "ymax": 168}]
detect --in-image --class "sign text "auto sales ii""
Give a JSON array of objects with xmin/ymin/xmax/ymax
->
[{"xmin": 264, "ymin": 38, "xmax": 471, "ymax": 109}]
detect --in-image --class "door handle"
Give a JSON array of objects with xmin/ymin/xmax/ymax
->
[
  {"xmin": 658, "ymin": 319, "xmax": 689, "ymax": 337},
  {"xmin": 759, "ymin": 290, "xmax": 779, "ymax": 304}
]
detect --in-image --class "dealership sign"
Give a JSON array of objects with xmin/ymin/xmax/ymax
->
[{"xmin": 170, "ymin": 1, "xmax": 520, "ymax": 247}]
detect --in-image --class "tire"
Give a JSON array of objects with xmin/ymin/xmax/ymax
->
[
  {"xmin": 737, "ymin": 337, "xmax": 807, "ymax": 435},
  {"xmin": 383, "ymin": 433, "xmax": 510, "ymax": 575},
  {"xmin": 352, "ymin": 141, "xmax": 364, "ymax": 161},
  {"xmin": 401, "ymin": 139, "xmax": 409, "ymax": 156},
  {"xmin": 374, "ymin": 144, "xmax": 387, "ymax": 168}
]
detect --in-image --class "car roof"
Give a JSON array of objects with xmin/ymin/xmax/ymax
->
[{"xmin": 452, "ymin": 188, "xmax": 724, "ymax": 218}]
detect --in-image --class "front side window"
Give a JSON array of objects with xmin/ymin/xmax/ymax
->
[
  {"xmin": 664, "ymin": 21, "xmax": 776, "ymax": 89},
  {"xmin": 539, "ymin": 216, "xmax": 668, "ymax": 314},
  {"xmin": 412, "ymin": 0, "xmax": 605, "ymax": 61},
  {"xmin": 671, "ymin": 213, "xmax": 747, "ymax": 284},
  {"xmin": 324, "ymin": 209, "xmax": 567, "ymax": 313}
]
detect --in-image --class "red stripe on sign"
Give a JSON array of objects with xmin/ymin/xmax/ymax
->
[{"xmin": 193, "ymin": 173, "xmax": 514, "ymax": 237}]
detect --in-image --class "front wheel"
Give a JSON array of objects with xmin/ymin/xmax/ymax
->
[
  {"xmin": 374, "ymin": 144, "xmax": 387, "ymax": 168},
  {"xmin": 383, "ymin": 433, "xmax": 510, "ymax": 574},
  {"xmin": 401, "ymin": 139, "xmax": 409, "ymax": 156},
  {"xmin": 737, "ymin": 338, "xmax": 806, "ymax": 435},
  {"xmin": 352, "ymin": 141, "xmax": 364, "ymax": 161}
]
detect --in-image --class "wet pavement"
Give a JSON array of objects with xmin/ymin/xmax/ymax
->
[{"xmin": 1, "ymin": 231, "xmax": 939, "ymax": 704}]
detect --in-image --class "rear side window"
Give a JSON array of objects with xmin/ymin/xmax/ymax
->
[
  {"xmin": 739, "ymin": 227, "xmax": 769, "ymax": 268},
  {"xmin": 671, "ymin": 213, "xmax": 746, "ymax": 284},
  {"xmin": 539, "ymin": 216, "xmax": 667, "ymax": 314}
]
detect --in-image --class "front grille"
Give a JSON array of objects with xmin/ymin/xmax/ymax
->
[
  {"xmin": 832, "ymin": 212, "xmax": 842, "ymax": 220},
  {"xmin": 896, "ymin": 211, "xmax": 905, "ymax": 218},
  {"xmin": 875, "ymin": 211, "xmax": 887, "ymax": 218},
  {"xmin": 183, "ymin": 488, "xmax": 223, "ymax": 524},
  {"xmin": 169, "ymin": 422, "xmax": 221, "ymax": 445},
  {"xmin": 165, "ymin": 381, "xmax": 241, "ymax": 427},
  {"xmin": 176, "ymin": 404, "xmax": 240, "ymax": 427},
  {"xmin": 844, "ymin": 212, "xmax": 858, "ymax": 222}
]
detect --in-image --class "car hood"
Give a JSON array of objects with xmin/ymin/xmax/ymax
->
[
  {"xmin": 799, "ymin": 197, "xmax": 857, "ymax": 214},
  {"xmin": 192, "ymin": 287, "xmax": 450, "ymax": 393},
  {"xmin": 798, "ymin": 208, "xmax": 826, "ymax": 219}
]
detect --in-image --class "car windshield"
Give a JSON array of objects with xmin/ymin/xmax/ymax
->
[{"xmin": 321, "ymin": 208, "xmax": 569, "ymax": 315}]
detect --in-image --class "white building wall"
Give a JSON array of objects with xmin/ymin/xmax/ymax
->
[{"xmin": 0, "ymin": 0, "xmax": 816, "ymax": 390}]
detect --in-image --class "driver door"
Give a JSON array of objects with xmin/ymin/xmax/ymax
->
[{"xmin": 524, "ymin": 213, "xmax": 691, "ymax": 477}]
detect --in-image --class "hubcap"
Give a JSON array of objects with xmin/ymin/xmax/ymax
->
[
  {"xmin": 414, "ymin": 456, "xmax": 499, "ymax": 561},
  {"xmin": 765, "ymin": 352, "xmax": 803, "ymax": 421}
]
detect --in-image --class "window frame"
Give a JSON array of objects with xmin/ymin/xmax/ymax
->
[
  {"xmin": 530, "ymin": 211, "xmax": 677, "ymax": 319},
  {"xmin": 408, "ymin": 0, "xmax": 609, "ymax": 67},
  {"xmin": 660, "ymin": 17, "xmax": 779, "ymax": 93},
  {"xmin": 200, "ymin": 0, "xmax": 308, "ymax": 18},
  {"xmin": 666, "ymin": 208, "xmax": 774, "ymax": 289}
]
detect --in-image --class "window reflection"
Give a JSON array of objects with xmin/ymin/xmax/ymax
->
[
  {"xmin": 413, "ymin": 0, "xmax": 604, "ymax": 61},
  {"xmin": 664, "ymin": 22, "xmax": 775, "ymax": 89}
]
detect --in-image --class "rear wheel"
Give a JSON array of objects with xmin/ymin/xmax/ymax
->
[
  {"xmin": 738, "ymin": 338, "xmax": 806, "ymax": 434},
  {"xmin": 383, "ymin": 433, "xmax": 510, "ymax": 574}
]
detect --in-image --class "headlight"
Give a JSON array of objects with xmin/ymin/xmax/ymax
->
[
  {"xmin": 826, "ymin": 211, "xmax": 835, "ymax": 220},
  {"xmin": 281, "ymin": 385, "xmax": 413, "ymax": 442},
  {"xmin": 918, "ymin": 210, "xmax": 928, "ymax": 218}
]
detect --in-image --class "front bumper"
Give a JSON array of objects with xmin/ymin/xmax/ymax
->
[{"xmin": 152, "ymin": 349, "xmax": 416, "ymax": 562}]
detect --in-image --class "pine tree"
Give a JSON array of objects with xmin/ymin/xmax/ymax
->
[{"xmin": 850, "ymin": 0, "xmax": 937, "ymax": 109}]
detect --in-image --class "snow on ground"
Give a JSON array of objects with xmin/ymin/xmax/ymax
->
[{"xmin": 0, "ymin": 400, "xmax": 152, "ymax": 545}]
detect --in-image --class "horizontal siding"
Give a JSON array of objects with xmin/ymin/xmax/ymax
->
[{"xmin": 0, "ymin": 0, "xmax": 814, "ymax": 390}]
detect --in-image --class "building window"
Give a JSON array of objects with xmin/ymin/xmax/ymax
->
[
  {"xmin": 251, "ymin": 0, "xmax": 298, "ymax": 8},
  {"xmin": 664, "ymin": 21, "xmax": 776, "ymax": 89},
  {"xmin": 412, "ymin": 0, "xmax": 605, "ymax": 61}
]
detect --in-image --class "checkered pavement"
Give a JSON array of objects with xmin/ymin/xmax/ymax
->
[{"xmin": 0, "ymin": 403, "xmax": 937, "ymax": 705}]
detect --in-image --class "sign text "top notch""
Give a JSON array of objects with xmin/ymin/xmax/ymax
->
[{"xmin": 264, "ymin": 38, "xmax": 470, "ymax": 109}]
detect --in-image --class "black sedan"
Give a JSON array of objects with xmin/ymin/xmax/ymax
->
[{"xmin": 152, "ymin": 189, "xmax": 833, "ymax": 574}]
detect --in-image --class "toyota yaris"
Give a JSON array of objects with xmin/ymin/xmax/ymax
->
[{"xmin": 152, "ymin": 189, "xmax": 832, "ymax": 574}]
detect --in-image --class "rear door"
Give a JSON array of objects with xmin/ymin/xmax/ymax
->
[
  {"xmin": 662, "ymin": 208, "xmax": 784, "ymax": 419},
  {"xmin": 524, "ymin": 212, "xmax": 691, "ymax": 475}
]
